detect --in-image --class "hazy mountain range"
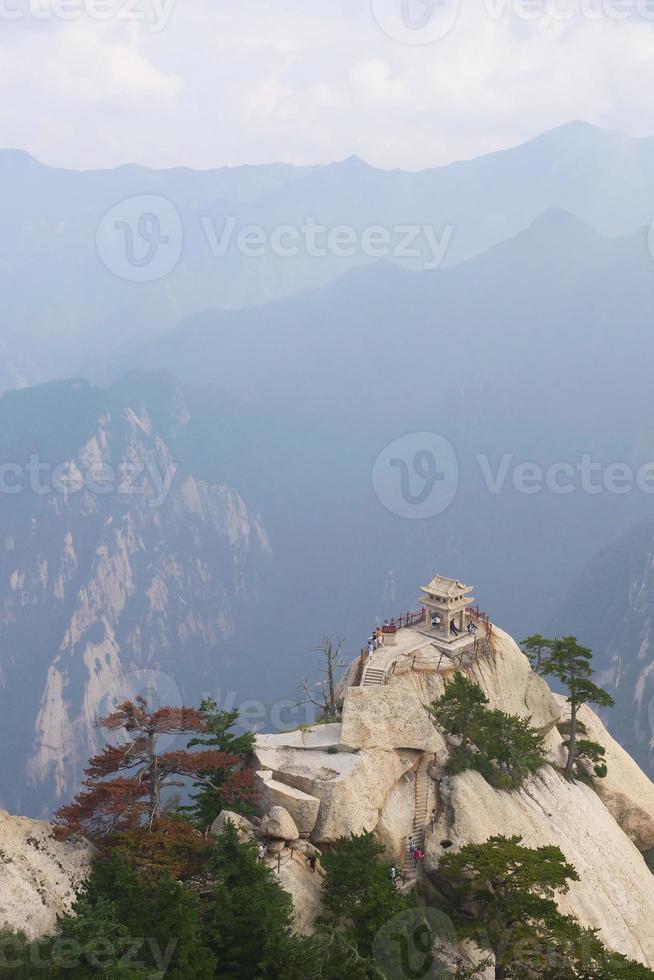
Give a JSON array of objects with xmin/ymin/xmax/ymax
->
[
  {"xmin": 5, "ymin": 120, "xmax": 654, "ymax": 812},
  {"xmin": 3, "ymin": 120, "xmax": 654, "ymax": 386}
]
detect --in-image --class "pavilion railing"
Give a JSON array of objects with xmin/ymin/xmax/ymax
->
[{"xmin": 382, "ymin": 609, "xmax": 426, "ymax": 634}]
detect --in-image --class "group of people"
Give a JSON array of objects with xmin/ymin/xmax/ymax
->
[
  {"xmin": 431, "ymin": 613, "xmax": 478, "ymax": 637},
  {"xmin": 367, "ymin": 625, "xmax": 386, "ymax": 655}
]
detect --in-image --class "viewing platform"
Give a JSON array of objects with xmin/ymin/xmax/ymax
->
[{"xmin": 358, "ymin": 573, "xmax": 494, "ymax": 687}]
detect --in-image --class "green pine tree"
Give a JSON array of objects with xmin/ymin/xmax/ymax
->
[
  {"xmin": 320, "ymin": 831, "xmax": 407, "ymax": 958},
  {"xmin": 185, "ymin": 698, "xmax": 257, "ymax": 831},
  {"xmin": 557, "ymin": 720, "xmax": 608, "ymax": 780},
  {"xmin": 539, "ymin": 637, "xmax": 614, "ymax": 779},
  {"xmin": 81, "ymin": 852, "xmax": 215, "ymax": 979},
  {"xmin": 438, "ymin": 834, "xmax": 579, "ymax": 979},
  {"xmin": 521, "ymin": 635, "xmax": 553, "ymax": 673},
  {"xmin": 429, "ymin": 674, "xmax": 545, "ymax": 788},
  {"xmin": 204, "ymin": 821, "xmax": 299, "ymax": 979}
]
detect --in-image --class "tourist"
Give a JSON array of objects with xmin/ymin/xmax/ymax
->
[
  {"xmin": 431, "ymin": 614, "xmax": 441, "ymax": 629},
  {"xmin": 257, "ymin": 843, "xmax": 267, "ymax": 862},
  {"xmin": 430, "ymin": 809, "xmax": 436, "ymax": 833},
  {"xmin": 408, "ymin": 837, "xmax": 416, "ymax": 860},
  {"xmin": 368, "ymin": 638, "xmax": 375, "ymax": 655},
  {"xmin": 377, "ymin": 627, "xmax": 384, "ymax": 647},
  {"xmin": 308, "ymin": 855, "xmax": 317, "ymax": 874},
  {"xmin": 414, "ymin": 847, "xmax": 424, "ymax": 864},
  {"xmin": 451, "ymin": 620, "xmax": 460, "ymax": 636},
  {"xmin": 389, "ymin": 866, "xmax": 399, "ymax": 886}
]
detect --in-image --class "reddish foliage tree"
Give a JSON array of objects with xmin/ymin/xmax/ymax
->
[{"xmin": 55, "ymin": 698, "xmax": 257, "ymax": 845}]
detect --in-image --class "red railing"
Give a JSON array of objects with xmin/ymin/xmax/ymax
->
[
  {"xmin": 467, "ymin": 605, "xmax": 494, "ymax": 639},
  {"xmin": 382, "ymin": 608, "xmax": 426, "ymax": 634}
]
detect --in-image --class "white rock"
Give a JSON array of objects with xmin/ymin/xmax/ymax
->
[
  {"xmin": 554, "ymin": 695, "xmax": 654, "ymax": 852},
  {"xmin": 255, "ymin": 724, "xmax": 343, "ymax": 752},
  {"xmin": 210, "ymin": 810, "xmax": 256, "ymax": 840},
  {"xmin": 374, "ymin": 770, "xmax": 416, "ymax": 865},
  {"xmin": 261, "ymin": 806, "xmax": 300, "ymax": 841},
  {"xmin": 275, "ymin": 851, "xmax": 322, "ymax": 935},
  {"xmin": 255, "ymin": 772, "xmax": 320, "ymax": 835},
  {"xmin": 427, "ymin": 767, "xmax": 654, "ymax": 968},
  {"xmin": 0, "ymin": 811, "xmax": 93, "ymax": 939},
  {"xmin": 341, "ymin": 686, "xmax": 443, "ymax": 753}
]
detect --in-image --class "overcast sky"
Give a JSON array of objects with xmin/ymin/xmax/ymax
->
[{"xmin": 3, "ymin": 0, "xmax": 654, "ymax": 171}]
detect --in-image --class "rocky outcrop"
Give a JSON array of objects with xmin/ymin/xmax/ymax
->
[
  {"xmin": 0, "ymin": 375, "xmax": 271, "ymax": 816},
  {"xmin": 275, "ymin": 851, "xmax": 322, "ymax": 935},
  {"xmin": 211, "ymin": 805, "xmax": 322, "ymax": 936},
  {"xmin": 256, "ymin": 618, "xmax": 654, "ymax": 970},
  {"xmin": 427, "ymin": 767, "xmax": 654, "ymax": 968},
  {"xmin": 0, "ymin": 810, "xmax": 93, "ymax": 939},
  {"xmin": 255, "ymin": 772, "xmax": 320, "ymax": 835},
  {"xmin": 340, "ymin": 687, "xmax": 443, "ymax": 753},
  {"xmin": 255, "ymin": 736, "xmax": 420, "ymax": 843},
  {"xmin": 210, "ymin": 810, "xmax": 257, "ymax": 841},
  {"xmin": 260, "ymin": 806, "xmax": 299, "ymax": 842},
  {"xmin": 554, "ymin": 695, "xmax": 654, "ymax": 852}
]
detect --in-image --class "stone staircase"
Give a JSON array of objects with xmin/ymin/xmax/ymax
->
[
  {"xmin": 402, "ymin": 757, "xmax": 433, "ymax": 885},
  {"xmin": 361, "ymin": 665, "xmax": 386, "ymax": 687}
]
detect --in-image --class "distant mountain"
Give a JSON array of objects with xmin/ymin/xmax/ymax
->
[
  {"xmin": 0, "ymin": 374, "xmax": 271, "ymax": 816},
  {"xmin": 4, "ymin": 121, "xmax": 654, "ymax": 384},
  {"xmin": 93, "ymin": 209, "xmax": 654, "ymax": 667},
  {"xmin": 553, "ymin": 522, "xmax": 654, "ymax": 779}
]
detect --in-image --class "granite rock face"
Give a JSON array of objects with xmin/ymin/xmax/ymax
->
[
  {"xmin": 0, "ymin": 809, "xmax": 93, "ymax": 939},
  {"xmin": 260, "ymin": 806, "xmax": 300, "ymax": 842},
  {"xmin": 255, "ymin": 771, "xmax": 320, "ymax": 835},
  {"xmin": 0, "ymin": 376, "xmax": 271, "ymax": 816},
  {"xmin": 427, "ymin": 767, "xmax": 654, "ymax": 968},
  {"xmin": 554, "ymin": 694, "xmax": 654, "ymax": 852},
  {"xmin": 340, "ymin": 686, "xmax": 443, "ymax": 753},
  {"xmin": 254, "ymin": 620, "xmax": 654, "ymax": 970}
]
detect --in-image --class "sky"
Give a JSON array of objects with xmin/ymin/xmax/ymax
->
[{"xmin": 2, "ymin": 0, "xmax": 654, "ymax": 171}]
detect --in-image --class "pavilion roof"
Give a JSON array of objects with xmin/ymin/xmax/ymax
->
[{"xmin": 420, "ymin": 575, "xmax": 473, "ymax": 599}]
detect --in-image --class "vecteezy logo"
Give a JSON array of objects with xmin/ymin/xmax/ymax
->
[
  {"xmin": 373, "ymin": 907, "xmax": 456, "ymax": 980},
  {"xmin": 96, "ymin": 194, "xmax": 183, "ymax": 282},
  {"xmin": 372, "ymin": 432, "xmax": 458, "ymax": 519},
  {"xmin": 370, "ymin": 0, "xmax": 460, "ymax": 45}
]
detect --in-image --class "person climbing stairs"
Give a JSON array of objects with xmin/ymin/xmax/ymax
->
[{"xmin": 402, "ymin": 756, "xmax": 434, "ymax": 885}]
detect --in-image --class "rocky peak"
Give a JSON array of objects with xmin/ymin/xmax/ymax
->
[
  {"xmin": 252, "ymin": 620, "xmax": 654, "ymax": 971},
  {"xmin": 0, "ymin": 374, "xmax": 271, "ymax": 816}
]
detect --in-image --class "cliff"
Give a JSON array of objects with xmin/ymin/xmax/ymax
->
[
  {"xmin": 0, "ymin": 810, "xmax": 92, "ymax": 939},
  {"xmin": 252, "ymin": 622, "xmax": 654, "ymax": 969},
  {"xmin": 0, "ymin": 375, "xmax": 271, "ymax": 816}
]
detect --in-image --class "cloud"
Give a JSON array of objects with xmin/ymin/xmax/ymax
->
[
  {"xmin": 349, "ymin": 59, "xmax": 409, "ymax": 108},
  {"xmin": 1, "ymin": 0, "xmax": 654, "ymax": 170}
]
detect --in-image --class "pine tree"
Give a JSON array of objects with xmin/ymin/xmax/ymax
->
[
  {"xmin": 320, "ymin": 831, "xmax": 406, "ymax": 958},
  {"xmin": 203, "ymin": 821, "xmax": 299, "ymax": 979},
  {"xmin": 54, "ymin": 698, "xmax": 251, "ymax": 843},
  {"xmin": 185, "ymin": 698, "xmax": 257, "ymax": 832},
  {"xmin": 539, "ymin": 637, "xmax": 614, "ymax": 779},
  {"xmin": 557, "ymin": 720, "xmax": 607, "ymax": 780},
  {"xmin": 521, "ymin": 635, "xmax": 553, "ymax": 673},
  {"xmin": 428, "ymin": 672, "xmax": 489, "ymax": 759},
  {"xmin": 79, "ymin": 853, "xmax": 216, "ymax": 979},
  {"xmin": 477, "ymin": 709, "xmax": 546, "ymax": 789},
  {"xmin": 429, "ymin": 674, "xmax": 545, "ymax": 788},
  {"xmin": 438, "ymin": 834, "xmax": 579, "ymax": 979}
]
